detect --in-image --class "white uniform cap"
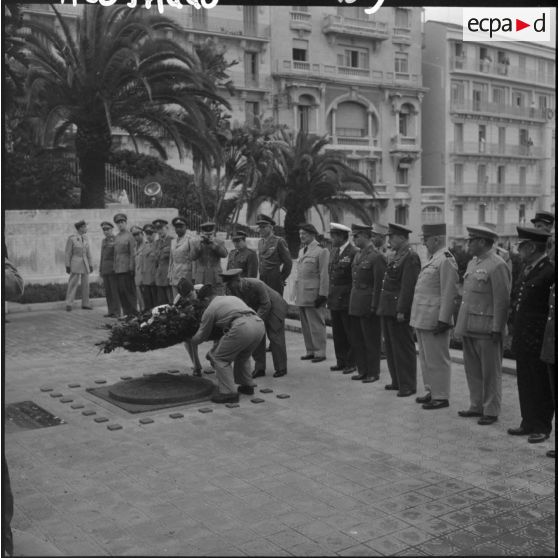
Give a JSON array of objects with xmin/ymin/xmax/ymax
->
[{"xmin": 329, "ymin": 223, "xmax": 351, "ymax": 233}]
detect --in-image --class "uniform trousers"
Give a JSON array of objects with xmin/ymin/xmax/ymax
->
[
  {"xmin": 299, "ymin": 306, "xmax": 327, "ymax": 358},
  {"xmin": 330, "ymin": 309, "xmax": 354, "ymax": 368},
  {"xmin": 101, "ymin": 273, "xmax": 121, "ymax": 316},
  {"xmin": 260, "ymin": 270, "xmax": 284, "ymax": 296},
  {"xmin": 416, "ymin": 329, "xmax": 451, "ymax": 400},
  {"xmin": 515, "ymin": 350, "xmax": 554, "ymax": 434},
  {"xmin": 253, "ymin": 321, "xmax": 288, "ymax": 372},
  {"xmin": 135, "ymin": 276, "xmax": 145, "ymax": 312},
  {"xmin": 462, "ymin": 336, "xmax": 503, "ymax": 417},
  {"xmin": 156, "ymin": 285, "xmax": 173, "ymax": 306},
  {"xmin": 141, "ymin": 285, "xmax": 157, "ymax": 311},
  {"xmin": 115, "ymin": 272, "xmax": 138, "ymax": 316},
  {"xmin": 350, "ymin": 314, "xmax": 381, "ymax": 378},
  {"xmin": 382, "ymin": 316, "xmax": 417, "ymax": 391},
  {"xmin": 213, "ymin": 315, "xmax": 265, "ymax": 394},
  {"xmin": 65, "ymin": 272, "xmax": 90, "ymax": 306}
]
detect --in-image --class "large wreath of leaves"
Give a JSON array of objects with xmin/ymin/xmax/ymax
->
[{"xmin": 96, "ymin": 298, "xmax": 204, "ymax": 354}]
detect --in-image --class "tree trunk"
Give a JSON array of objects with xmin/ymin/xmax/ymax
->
[{"xmin": 284, "ymin": 203, "xmax": 307, "ymax": 257}]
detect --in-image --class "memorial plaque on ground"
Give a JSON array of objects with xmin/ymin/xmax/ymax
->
[{"xmin": 6, "ymin": 401, "xmax": 64, "ymax": 433}]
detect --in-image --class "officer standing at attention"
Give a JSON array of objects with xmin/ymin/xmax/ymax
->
[
  {"xmin": 130, "ymin": 225, "xmax": 145, "ymax": 312},
  {"xmin": 191, "ymin": 222, "xmax": 228, "ymax": 294},
  {"xmin": 378, "ymin": 223, "xmax": 421, "ymax": 397},
  {"xmin": 227, "ymin": 231, "xmax": 258, "ymax": 278},
  {"xmin": 348, "ymin": 224, "xmax": 387, "ymax": 383},
  {"xmin": 455, "ymin": 226, "xmax": 511, "ymax": 421},
  {"xmin": 221, "ymin": 269, "xmax": 288, "ymax": 378},
  {"xmin": 113, "ymin": 213, "xmax": 138, "ymax": 316},
  {"xmin": 411, "ymin": 223, "xmax": 459, "ymax": 410},
  {"xmin": 327, "ymin": 223, "xmax": 358, "ymax": 374},
  {"xmin": 64, "ymin": 219, "xmax": 93, "ymax": 311},
  {"xmin": 295, "ymin": 223, "xmax": 330, "ymax": 363},
  {"xmin": 153, "ymin": 219, "xmax": 173, "ymax": 305},
  {"xmin": 168, "ymin": 216, "xmax": 194, "ymax": 298},
  {"xmin": 530, "ymin": 210, "xmax": 555, "ymax": 233},
  {"xmin": 508, "ymin": 226, "xmax": 555, "ymax": 443},
  {"xmin": 256, "ymin": 214, "xmax": 292, "ymax": 295},
  {"xmin": 99, "ymin": 221, "xmax": 121, "ymax": 318},
  {"xmin": 371, "ymin": 223, "xmax": 391, "ymax": 259},
  {"xmin": 140, "ymin": 224, "xmax": 158, "ymax": 311}
]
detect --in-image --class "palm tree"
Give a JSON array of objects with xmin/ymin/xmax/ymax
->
[
  {"xmin": 246, "ymin": 129, "xmax": 376, "ymax": 254},
  {"xmin": 20, "ymin": 4, "xmax": 228, "ymax": 208}
]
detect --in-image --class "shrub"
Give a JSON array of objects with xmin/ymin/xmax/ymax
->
[{"xmin": 19, "ymin": 282, "xmax": 105, "ymax": 304}]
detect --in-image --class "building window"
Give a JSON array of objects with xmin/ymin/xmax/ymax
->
[
  {"xmin": 477, "ymin": 164, "xmax": 487, "ymax": 192},
  {"xmin": 498, "ymin": 127, "xmax": 506, "ymax": 153},
  {"xmin": 398, "ymin": 104, "xmax": 414, "ymax": 137},
  {"xmin": 496, "ymin": 51, "xmax": 510, "ymax": 75},
  {"xmin": 395, "ymin": 52, "xmax": 408, "ymax": 73},
  {"xmin": 395, "ymin": 8, "xmax": 410, "ymax": 27},
  {"xmin": 454, "ymin": 123, "xmax": 463, "ymax": 150},
  {"xmin": 245, "ymin": 52, "xmax": 259, "ymax": 87},
  {"xmin": 396, "ymin": 165, "xmax": 408, "ymax": 185},
  {"xmin": 292, "ymin": 5, "xmax": 308, "ymax": 12},
  {"xmin": 478, "ymin": 204, "xmax": 486, "ymax": 224},
  {"xmin": 338, "ymin": 48, "xmax": 369, "ymax": 69},
  {"xmin": 497, "ymin": 204, "xmax": 505, "ymax": 226},
  {"xmin": 395, "ymin": 205, "xmax": 408, "ymax": 225},
  {"xmin": 512, "ymin": 90, "xmax": 525, "ymax": 107},
  {"xmin": 192, "ymin": 8, "xmax": 208, "ymax": 30},
  {"xmin": 243, "ymin": 6, "xmax": 257, "ymax": 35},
  {"xmin": 422, "ymin": 206, "xmax": 443, "ymax": 224},
  {"xmin": 519, "ymin": 204, "xmax": 526, "ymax": 224},
  {"xmin": 298, "ymin": 106, "xmax": 309, "ymax": 133},
  {"xmin": 454, "ymin": 42, "xmax": 463, "ymax": 58},
  {"xmin": 454, "ymin": 163, "xmax": 463, "ymax": 186},
  {"xmin": 333, "ymin": 101, "xmax": 368, "ymax": 137},
  {"xmin": 347, "ymin": 159, "xmax": 359, "ymax": 173},
  {"xmin": 478, "ymin": 125, "xmax": 486, "ymax": 153},
  {"xmin": 479, "ymin": 46, "xmax": 492, "ymax": 72},
  {"xmin": 472, "ymin": 82, "xmax": 488, "ymax": 111},
  {"xmin": 454, "ymin": 204, "xmax": 463, "ymax": 227},
  {"xmin": 492, "ymin": 86, "xmax": 505, "ymax": 105},
  {"xmin": 451, "ymin": 81, "xmax": 466, "ymax": 105},
  {"xmin": 519, "ymin": 166, "xmax": 526, "ymax": 188},
  {"xmin": 292, "ymin": 39, "xmax": 308, "ymax": 62},
  {"xmin": 245, "ymin": 101, "xmax": 260, "ymax": 126},
  {"xmin": 367, "ymin": 160, "xmax": 378, "ymax": 183},
  {"xmin": 497, "ymin": 165, "xmax": 505, "ymax": 192}
]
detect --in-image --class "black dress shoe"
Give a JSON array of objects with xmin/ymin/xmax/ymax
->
[
  {"xmin": 351, "ymin": 374, "xmax": 366, "ymax": 381},
  {"xmin": 300, "ymin": 354, "xmax": 315, "ymax": 360},
  {"xmin": 546, "ymin": 449, "xmax": 556, "ymax": 458},
  {"xmin": 311, "ymin": 356, "xmax": 326, "ymax": 363},
  {"xmin": 362, "ymin": 376, "xmax": 379, "ymax": 383},
  {"xmin": 422, "ymin": 399, "xmax": 449, "ymax": 410},
  {"xmin": 385, "ymin": 384, "xmax": 399, "ymax": 390},
  {"xmin": 81, "ymin": 305, "xmax": 93, "ymax": 310},
  {"xmin": 273, "ymin": 370, "xmax": 287, "ymax": 378},
  {"xmin": 252, "ymin": 369, "xmax": 266, "ymax": 379},
  {"xmin": 528, "ymin": 433, "xmax": 550, "ymax": 444},
  {"xmin": 415, "ymin": 393, "xmax": 432, "ymax": 404},
  {"xmin": 330, "ymin": 365, "xmax": 344, "ymax": 371},
  {"xmin": 507, "ymin": 426, "xmax": 530, "ymax": 436},
  {"xmin": 478, "ymin": 415, "xmax": 498, "ymax": 425},
  {"xmin": 397, "ymin": 389, "xmax": 416, "ymax": 397},
  {"xmin": 211, "ymin": 393, "xmax": 239, "ymax": 404},
  {"xmin": 458, "ymin": 410, "xmax": 483, "ymax": 418},
  {"xmin": 237, "ymin": 385, "xmax": 255, "ymax": 395},
  {"xmin": 342, "ymin": 367, "xmax": 356, "ymax": 374}
]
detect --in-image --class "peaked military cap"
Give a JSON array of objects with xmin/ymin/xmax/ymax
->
[
  {"xmin": 73, "ymin": 220, "xmax": 86, "ymax": 229},
  {"xmin": 387, "ymin": 223, "xmax": 412, "ymax": 237},
  {"xmin": 466, "ymin": 225, "xmax": 498, "ymax": 241},
  {"xmin": 130, "ymin": 225, "xmax": 143, "ymax": 234},
  {"xmin": 298, "ymin": 223, "xmax": 319, "ymax": 235},
  {"xmin": 171, "ymin": 216, "xmax": 187, "ymax": 227},
  {"xmin": 152, "ymin": 218, "xmax": 168, "ymax": 228},
  {"xmin": 100, "ymin": 221, "xmax": 113, "ymax": 229},
  {"xmin": 256, "ymin": 214, "xmax": 275, "ymax": 226},
  {"xmin": 371, "ymin": 223, "xmax": 389, "ymax": 236},
  {"xmin": 530, "ymin": 210, "xmax": 555, "ymax": 226},
  {"xmin": 200, "ymin": 222, "xmax": 215, "ymax": 232},
  {"xmin": 232, "ymin": 231, "xmax": 248, "ymax": 241},
  {"xmin": 517, "ymin": 226, "xmax": 551, "ymax": 245},
  {"xmin": 329, "ymin": 223, "xmax": 351, "ymax": 233},
  {"xmin": 142, "ymin": 224, "xmax": 154, "ymax": 233},
  {"xmin": 219, "ymin": 268, "xmax": 243, "ymax": 281},
  {"xmin": 351, "ymin": 223, "xmax": 372, "ymax": 233},
  {"xmin": 422, "ymin": 223, "xmax": 446, "ymax": 237},
  {"xmin": 113, "ymin": 213, "xmax": 127, "ymax": 223}
]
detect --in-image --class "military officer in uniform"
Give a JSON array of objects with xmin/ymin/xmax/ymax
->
[
  {"xmin": 227, "ymin": 231, "xmax": 258, "ymax": 278},
  {"xmin": 191, "ymin": 222, "xmax": 228, "ymax": 294},
  {"xmin": 113, "ymin": 213, "xmax": 138, "ymax": 316},
  {"xmin": 327, "ymin": 223, "xmax": 358, "ymax": 374},
  {"xmin": 256, "ymin": 214, "xmax": 292, "ymax": 295},
  {"xmin": 349, "ymin": 224, "xmax": 387, "ymax": 383},
  {"xmin": 131, "ymin": 225, "xmax": 145, "ymax": 311},
  {"xmin": 64, "ymin": 219, "xmax": 93, "ymax": 311},
  {"xmin": 140, "ymin": 224, "xmax": 157, "ymax": 311},
  {"xmin": 371, "ymin": 222, "xmax": 392, "ymax": 260},
  {"xmin": 411, "ymin": 223, "xmax": 459, "ymax": 410},
  {"xmin": 294, "ymin": 223, "xmax": 330, "ymax": 363},
  {"xmin": 378, "ymin": 223, "xmax": 421, "ymax": 396},
  {"xmin": 221, "ymin": 269, "xmax": 288, "ymax": 378},
  {"xmin": 530, "ymin": 210, "xmax": 554, "ymax": 233},
  {"xmin": 168, "ymin": 216, "xmax": 194, "ymax": 298},
  {"xmin": 99, "ymin": 221, "xmax": 121, "ymax": 317},
  {"xmin": 153, "ymin": 218, "xmax": 173, "ymax": 305},
  {"xmin": 455, "ymin": 226, "xmax": 511, "ymax": 421},
  {"xmin": 508, "ymin": 226, "xmax": 555, "ymax": 443}
]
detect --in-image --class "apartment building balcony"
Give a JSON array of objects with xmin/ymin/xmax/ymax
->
[
  {"xmin": 322, "ymin": 14, "xmax": 389, "ymax": 41},
  {"xmin": 449, "ymin": 141, "xmax": 543, "ymax": 159},
  {"xmin": 450, "ymin": 100, "xmax": 547, "ymax": 122},
  {"xmin": 390, "ymin": 135, "xmax": 421, "ymax": 155},
  {"xmin": 173, "ymin": 12, "xmax": 270, "ymax": 41},
  {"xmin": 289, "ymin": 11, "xmax": 312, "ymax": 32},
  {"xmin": 421, "ymin": 185, "xmax": 446, "ymax": 204},
  {"xmin": 450, "ymin": 57, "xmax": 555, "ymax": 87},
  {"xmin": 394, "ymin": 184, "xmax": 412, "ymax": 200},
  {"xmin": 451, "ymin": 183, "xmax": 540, "ymax": 198},
  {"xmin": 225, "ymin": 71, "xmax": 271, "ymax": 92}
]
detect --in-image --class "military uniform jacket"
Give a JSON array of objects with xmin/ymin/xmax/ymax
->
[
  {"xmin": 168, "ymin": 235, "xmax": 193, "ymax": 286},
  {"xmin": 113, "ymin": 231, "xmax": 135, "ymax": 274},
  {"xmin": 191, "ymin": 238, "xmax": 228, "ymax": 286},
  {"xmin": 227, "ymin": 247, "xmax": 258, "ymax": 278},
  {"xmin": 65, "ymin": 234, "xmax": 92, "ymax": 274},
  {"xmin": 154, "ymin": 236, "xmax": 172, "ymax": 287},
  {"xmin": 99, "ymin": 236, "xmax": 116, "ymax": 275},
  {"xmin": 348, "ymin": 243, "xmax": 387, "ymax": 317},
  {"xmin": 512, "ymin": 256, "xmax": 555, "ymax": 355},
  {"xmin": 294, "ymin": 240, "xmax": 330, "ymax": 307},
  {"xmin": 454, "ymin": 251, "xmax": 511, "ymax": 338},
  {"xmin": 258, "ymin": 235, "xmax": 292, "ymax": 280},
  {"xmin": 229, "ymin": 278, "xmax": 288, "ymax": 332},
  {"xmin": 377, "ymin": 245, "xmax": 421, "ymax": 318},
  {"xmin": 410, "ymin": 247, "xmax": 459, "ymax": 330},
  {"xmin": 141, "ymin": 240, "xmax": 157, "ymax": 285},
  {"xmin": 540, "ymin": 283, "xmax": 555, "ymax": 365},
  {"xmin": 328, "ymin": 243, "xmax": 359, "ymax": 311}
]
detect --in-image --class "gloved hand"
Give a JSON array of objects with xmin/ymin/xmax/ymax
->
[
  {"xmin": 314, "ymin": 295, "xmax": 328, "ymax": 308},
  {"xmin": 432, "ymin": 321, "xmax": 451, "ymax": 335},
  {"xmin": 65, "ymin": 266, "xmax": 71, "ymax": 274}
]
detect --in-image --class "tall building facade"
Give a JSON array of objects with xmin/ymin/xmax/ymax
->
[{"xmin": 422, "ymin": 21, "xmax": 555, "ymax": 242}]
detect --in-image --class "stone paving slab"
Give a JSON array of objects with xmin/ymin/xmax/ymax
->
[{"xmin": 2, "ymin": 306, "xmax": 555, "ymax": 556}]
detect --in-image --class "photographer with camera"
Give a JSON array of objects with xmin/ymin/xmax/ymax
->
[{"xmin": 191, "ymin": 222, "xmax": 228, "ymax": 295}]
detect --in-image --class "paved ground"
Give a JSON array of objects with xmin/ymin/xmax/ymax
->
[{"xmin": 3, "ymin": 306, "xmax": 555, "ymax": 556}]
